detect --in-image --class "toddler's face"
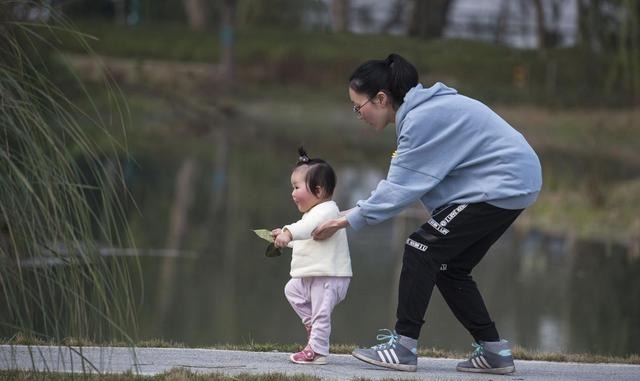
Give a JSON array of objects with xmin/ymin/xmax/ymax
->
[{"xmin": 290, "ymin": 166, "xmax": 321, "ymax": 213}]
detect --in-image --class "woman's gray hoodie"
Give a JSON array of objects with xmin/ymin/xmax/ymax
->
[{"xmin": 346, "ymin": 83, "xmax": 542, "ymax": 231}]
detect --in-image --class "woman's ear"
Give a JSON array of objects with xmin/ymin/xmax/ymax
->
[{"xmin": 376, "ymin": 91, "xmax": 389, "ymax": 106}]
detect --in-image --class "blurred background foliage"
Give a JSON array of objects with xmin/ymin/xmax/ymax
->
[
  {"xmin": 47, "ymin": 0, "xmax": 639, "ymax": 107},
  {"xmin": 38, "ymin": 0, "xmax": 638, "ymax": 243}
]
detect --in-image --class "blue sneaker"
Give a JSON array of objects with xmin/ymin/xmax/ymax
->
[
  {"xmin": 456, "ymin": 340, "xmax": 515, "ymax": 374},
  {"xmin": 352, "ymin": 329, "xmax": 418, "ymax": 372}
]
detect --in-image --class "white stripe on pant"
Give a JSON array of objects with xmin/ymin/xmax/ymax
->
[{"xmin": 284, "ymin": 276, "xmax": 350, "ymax": 356}]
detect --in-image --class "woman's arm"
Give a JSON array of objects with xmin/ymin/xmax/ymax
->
[
  {"xmin": 312, "ymin": 215, "xmax": 349, "ymax": 240},
  {"xmin": 338, "ymin": 207, "xmax": 355, "ymax": 217}
]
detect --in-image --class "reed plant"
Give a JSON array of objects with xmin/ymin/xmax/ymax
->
[{"xmin": 0, "ymin": 0, "xmax": 138, "ymax": 348}]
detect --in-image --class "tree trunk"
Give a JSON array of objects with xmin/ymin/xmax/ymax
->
[
  {"xmin": 494, "ymin": 0, "xmax": 510, "ymax": 44},
  {"xmin": 183, "ymin": 0, "xmax": 208, "ymax": 30},
  {"xmin": 604, "ymin": 0, "xmax": 640, "ymax": 102},
  {"xmin": 381, "ymin": 0, "xmax": 407, "ymax": 33},
  {"xmin": 331, "ymin": 0, "xmax": 350, "ymax": 32},
  {"xmin": 577, "ymin": 0, "xmax": 607, "ymax": 52},
  {"xmin": 220, "ymin": 0, "xmax": 237, "ymax": 85},
  {"xmin": 408, "ymin": 0, "xmax": 453, "ymax": 39},
  {"xmin": 532, "ymin": 0, "xmax": 547, "ymax": 50}
]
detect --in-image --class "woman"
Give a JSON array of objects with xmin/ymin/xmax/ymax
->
[{"xmin": 312, "ymin": 53, "xmax": 542, "ymax": 374}]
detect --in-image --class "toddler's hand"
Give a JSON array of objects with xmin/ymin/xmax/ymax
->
[
  {"xmin": 274, "ymin": 230, "xmax": 292, "ymax": 248},
  {"xmin": 271, "ymin": 228, "xmax": 282, "ymax": 239}
]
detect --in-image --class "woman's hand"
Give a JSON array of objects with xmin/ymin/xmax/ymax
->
[{"xmin": 312, "ymin": 216, "xmax": 349, "ymax": 240}]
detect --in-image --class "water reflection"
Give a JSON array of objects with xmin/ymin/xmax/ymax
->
[{"xmin": 123, "ymin": 149, "xmax": 639, "ymax": 357}]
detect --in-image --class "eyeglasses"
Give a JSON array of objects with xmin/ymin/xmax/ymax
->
[{"xmin": 352, "ymin": 98, "xmax": 373, "ymax": 117}]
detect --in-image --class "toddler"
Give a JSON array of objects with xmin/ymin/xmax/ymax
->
[{"xmin": 272, "ymin": 147, "xmax": 352, "ymax": 365}]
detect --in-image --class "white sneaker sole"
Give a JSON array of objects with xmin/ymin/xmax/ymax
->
[
  {"xmin": 352, "ymin": 350, "xmax": 417, "ymax": 372},
  {"xmin": 289, "ymin": 354, "xmax": 328, "ymax": 365},
  {"xmin": 456, "ymin": 365, "xmax": 515, "ymax": 374}
]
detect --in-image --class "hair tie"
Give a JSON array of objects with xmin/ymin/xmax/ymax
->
[
  {"xmin": 384, "ymin": 54, "xmax": 394, "ymax": 67},
  {"xmin": 297, "ymin": 146, "xmax": 310, "ymax": 164}
]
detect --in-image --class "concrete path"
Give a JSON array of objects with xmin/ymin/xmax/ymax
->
[{"xmin": 1, "ymin": 345, "xmax": 639, "ymax": 381}]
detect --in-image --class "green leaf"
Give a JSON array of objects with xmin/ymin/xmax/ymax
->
[{"xmin": 252, "ymin": 229, "xmax": 274, "ymax": 243}]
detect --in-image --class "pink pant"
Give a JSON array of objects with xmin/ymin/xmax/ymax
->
[{"xmin": 284, "ymin": 276, "xmax": 350, "ymax": 356}]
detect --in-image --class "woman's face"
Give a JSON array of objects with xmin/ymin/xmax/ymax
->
[{"xmin": 349, "ymin": 88, "xmax": 394, "ymax": 131}]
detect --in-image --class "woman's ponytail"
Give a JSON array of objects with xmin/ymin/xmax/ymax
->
[{"xmin": 385, "ymin": 54, "xmax": 419, "ymax": 107}]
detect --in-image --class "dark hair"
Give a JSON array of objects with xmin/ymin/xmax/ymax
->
[
  {"xmin": 349, "ymin": 53, "xmax": 419, "ymax": 109},
  {"xmin": 295, "ymin": 146, "xmax": 336, "ymax": 198}
]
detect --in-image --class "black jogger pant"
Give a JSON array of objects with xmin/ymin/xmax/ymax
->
[{"xmin": 394, "ymin": 202, "xmax": 522, "ymax": 342}]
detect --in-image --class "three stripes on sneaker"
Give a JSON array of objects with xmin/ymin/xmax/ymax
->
[{"xmin": 376, "ymin": 348, "xmax": 401, "ymax": 364}]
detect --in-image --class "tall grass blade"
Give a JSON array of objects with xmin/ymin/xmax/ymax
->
[{"xmin": 0, "ymin": 0, "xmax": 140, "ymax": 366}]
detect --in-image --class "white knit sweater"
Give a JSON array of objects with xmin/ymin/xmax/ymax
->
[{"xmin": 284, "ymin": 200, "xmax": 352, "ymax": 278}]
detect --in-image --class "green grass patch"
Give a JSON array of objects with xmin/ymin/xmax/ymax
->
[{"xmin": 0, "ymin": 369, "xmax": 324, "ymax": 381}]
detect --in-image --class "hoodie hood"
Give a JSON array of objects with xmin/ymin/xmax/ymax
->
[{"xmin": 395, "ymin": 82, "xmax": 458, "ymax": 134}]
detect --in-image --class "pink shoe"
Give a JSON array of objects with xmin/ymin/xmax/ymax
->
[{"xmin": 290, "ymin": 344, "xmax": 327, "ymax": 365}]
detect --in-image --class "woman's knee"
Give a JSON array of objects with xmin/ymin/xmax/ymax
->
[{"xmin": 436, "ymin": 266, "xmax": 472, "ymax": 287}]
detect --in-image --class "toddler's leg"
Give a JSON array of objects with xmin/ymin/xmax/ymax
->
[
  {"xmin": 308, "ymin": 277, "xmax": 350, "ymax": 356},
  {"xmin": 284, "ymin": 278, "xmax": 312, "ymax": 327}
]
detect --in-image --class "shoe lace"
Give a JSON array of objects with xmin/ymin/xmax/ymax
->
[
  {"xmin": 372, "ymin": 329, "xmax": 398, "ymax": 350},
  {"xmin": 470, "ymin": 342, "xmax": 485, "ymax": 358}
]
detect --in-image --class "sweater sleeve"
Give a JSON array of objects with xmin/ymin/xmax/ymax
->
[
  {"xmin": 347, "ymin": 116, "xmax": 459, "ymax": 230},
  {"xmin": 347, "ymin": 165, "xmax": 441, "ymax": 230},
  {"xmin": 284, "ymin": 203, "xmax": 335, "ymax": 240}
]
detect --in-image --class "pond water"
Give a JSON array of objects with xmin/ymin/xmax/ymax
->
[{"xmin": 120, "ymin": 140, "xmax": 640, "ymax": 357}]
